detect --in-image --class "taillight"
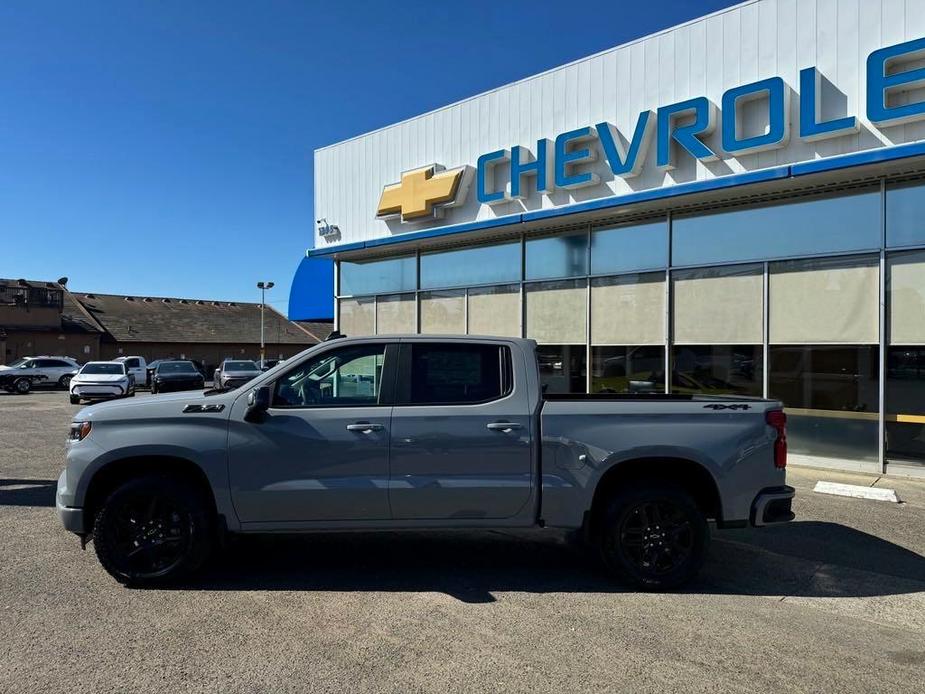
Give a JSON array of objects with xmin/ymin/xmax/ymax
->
[{"xmin": 766, "ymin": 409, "xmax": 787, "ymax": 469}]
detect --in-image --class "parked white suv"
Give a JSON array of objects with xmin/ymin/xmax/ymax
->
[
  {"xmin": 0, "ymin": 356, "xmax": 80, "ymax": 389},
  {"xmin": 69, "ymin": 361, "xmax": 136, "ymax": 404}
]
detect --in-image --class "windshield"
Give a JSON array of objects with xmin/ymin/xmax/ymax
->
[
  {"xmin": 225, "ymin": 361, "xmax": 258, "ymax": 371},
  {"xmin": 6, "ymin": 358, "xmax": 28, "ymax": 368},
  {"xmin": 80, "ymin": 363, "xmax": 124, "ymax": 375},
  {"xmin": 157, "ymin": 362, "xmax": 197, "ymax": 374}
]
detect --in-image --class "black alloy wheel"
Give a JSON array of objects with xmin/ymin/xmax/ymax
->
[
  {"xmin": 599, "ymin": 483, "xmax": 708, "ymax": 590},
  {"xmin": 13, "ymin": 378, "xmax": 31, "ymax": 395},
  {"xmin": 93, "ymin": 475, "xmax": 212, "ymax": 585}
]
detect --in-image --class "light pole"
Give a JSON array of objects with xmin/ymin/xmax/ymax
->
[{"xmin": 257, "ymin": 281, "xmax": 274, "ymax": 364}]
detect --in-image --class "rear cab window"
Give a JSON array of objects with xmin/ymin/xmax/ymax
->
[{"xmin": 398, "ymin": 343, "xmax": 513, "ymax": 406}]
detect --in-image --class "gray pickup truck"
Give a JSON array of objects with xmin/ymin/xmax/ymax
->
[{"xmin": 57, "ymin": 335, "xmax": 794, "ymax": 588}]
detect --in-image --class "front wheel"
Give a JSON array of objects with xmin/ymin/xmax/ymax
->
[
  {"xmin": 58, "ymin": 375, "xmax": 72, "ymax": 389},
  {"xmin": 69, "ymin": 394, "xmax": 80, "ymax": 405},
  {"xmin": 93, "ymin": 475, "xmax": 213, "ymax": 586},
  {"xmin": 598, "ymin": 483, "xmax": 708, "ymax": 590}
]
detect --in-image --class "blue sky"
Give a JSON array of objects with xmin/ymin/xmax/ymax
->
[{"xmin": 0, "ymin": 0, "xmax": 739, "ymax": 312}]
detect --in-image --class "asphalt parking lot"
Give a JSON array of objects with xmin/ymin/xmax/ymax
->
[{"xmin": 1, "ymin": 391, "xmax": 924, "ymax": 693}]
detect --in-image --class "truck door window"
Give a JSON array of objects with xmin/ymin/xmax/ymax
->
[
  {"xmin": 272, "ymin": 343, "xmax": 389, "ymax": 408},
  {"xmin": 402, "ymin": 344, "xmax": 512, "ymax": 405}
]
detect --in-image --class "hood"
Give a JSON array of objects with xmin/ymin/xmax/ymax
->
[
  {"xmin": 76, "ymin": 389, "xmax": 237, "ymax": 422},
  {"xmin": 156, "ymin": 372, "xmax": 203, "ymax": 381},
  {"xmin": 0, "ymin": 365, "xmax": 17, "ymax": 372}
]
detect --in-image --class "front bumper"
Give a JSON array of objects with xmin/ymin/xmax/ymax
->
[
  {"xmin": 751, "ymin": 485, "xmax": 795, "ymax": 527},
  {"xmin": 56, "ymin": 470, "xmax": 86, "ymax": 534},
  {"xmin": 71, "ymin": 383, "xmax": 125, "ymax": 398},
  {"xmin": 156, "ymin": 379, "xmax": 204, "ymax": 392}
]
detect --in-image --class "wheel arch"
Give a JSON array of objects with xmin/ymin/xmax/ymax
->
[
  {"xmin": 83, "ymin": 455, "xmax": 219, "ymax": 533},
  {"xmin": 586, "ymin": 456, "xmax": 722, "ymax": 539}
]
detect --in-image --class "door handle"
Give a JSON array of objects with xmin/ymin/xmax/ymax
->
[
  {"xmin": 346, "ymin": 423, "xmax": 384, "ymax": 433},
  {"xmin": 486, "ymin": 422, "xmax": 523, "ymax": 432}
]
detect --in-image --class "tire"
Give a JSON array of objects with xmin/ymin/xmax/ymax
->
[
  {"xmin": 69, "ymin": 394, "xmax": 80, "ymax": 405},
  {"xmin": 151, "ymin": 384, "xmax": 158, "ymax": 395},
  {"xmin": 13, "ymin": 378, "xmax": 31, "ymax": 395},
  {"xmin": 598, "ymin": 482, "xmax": 708, "ymax": 590},
  {"xmin": 93, "ymin": 475, "xmax": 213, "ymax": 586},
  {"xmin": 58, "ymin": 375, "xmax": 72, "ymax": 389}
]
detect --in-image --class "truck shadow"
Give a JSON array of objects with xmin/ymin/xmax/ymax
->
[
  {"xmin": 0, "ymin": 479, "xmax": 57, "ymax": 508},
  {"xmin": 178, "ymin": 521, "xmax": 925, "ymax": 603}
]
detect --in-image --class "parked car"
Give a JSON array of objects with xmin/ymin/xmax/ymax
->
[
  {"xmin": 213, "ymin": 359, "xmax": 261, "ymax": 390},
  {"xmin": 0, "ymin": 356, "xmax": 79, "ymax": 390},
  {"xmin": 57, "ymin": 336, "xmax": 793, "ymax": 587},
  {"xmin": 69, "ymin": 361, "xmax": 135, "ymax": 404},
  {"xmin": 151, "ymin": 360, "xmax": 205, "ymax": 394},
  {"xmin": 0, "ymin": 370, "xmax": 48, "ymax": 394},
  {"xmin": 114, "ymin": 356, "xmax": 147, "ymax": 387}
]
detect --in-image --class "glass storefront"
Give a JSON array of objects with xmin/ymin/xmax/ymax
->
[{"xmin": 334, "ymin": 182, "xmax": 925, "ymax": 469}]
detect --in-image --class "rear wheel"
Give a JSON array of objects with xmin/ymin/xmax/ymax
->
[
  {"xmin": 93, "ymin": 475, "xmax": 213, "ymax": 586},
  {"xmin": 598, "ymin": 483, "xmax": 708, "ymax": 590},
  {"xmin": 58, "ymin": 375, "xmax": 72, "ymax": 389},
  {"xmin": 13, "ymin": 378, "xmax": 31, "ymax": 395}
]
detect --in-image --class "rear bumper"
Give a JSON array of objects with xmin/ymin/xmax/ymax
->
[
  {"xmin": 750, "ymin": 485, "xmax": 795, "ymax": 527},
  {"xmin": 56, "ymin": 470, "xmax": 86, "ymax": 534}
]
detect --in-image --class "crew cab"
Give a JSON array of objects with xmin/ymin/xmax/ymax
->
[{"xmin": 56, "ymin": 336, "xmax": 793, "ymax": 588}]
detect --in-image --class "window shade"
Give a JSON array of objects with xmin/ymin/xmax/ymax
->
[
  {"xmin": 338, "ymin": 298, "xmax": 375, "ymax": 336},
  {"xmin": 770, "ymin": 256, "xmax": 879, "ymax": 344},
  {"xmin": 526, "ymin": 280, "xmax": 587, "ymax": 344},
  {"xmin": 420, "ymin": 290, "xmax": 466, "ymax": 334},
  {"xmin": 889, "ymin": 250, "xmax": 925, "ymax": 345},
  {"xmin": 467, "ymin": 285, "xmax": 520, "ymax": 337},
  {"xmin": 375, "ymin": 294, "xmax": 416, "ymax": 335},
  {"xmin": 673, "ymin": 264, "xmax": 763, "ymax": 344},
  {"xmin": 591, "ymin": 273, "xmax": 665, "ymax": 345}
]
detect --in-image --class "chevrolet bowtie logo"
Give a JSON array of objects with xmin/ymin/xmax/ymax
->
[{"xmin": 377, "ymin": 164, "xmax": 469, "ymax": 222}]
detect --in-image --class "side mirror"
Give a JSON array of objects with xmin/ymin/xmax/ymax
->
[{"xmin": 244, "ymin": 385, "xmax": 271, "ymax": 422}]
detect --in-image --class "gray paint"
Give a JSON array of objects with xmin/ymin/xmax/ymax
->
[{"xmin": 57, "ymin": 336, "xmax": 789, "ymax": 537}]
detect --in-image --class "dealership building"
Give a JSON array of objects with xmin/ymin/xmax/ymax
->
[{"xmin": 293, "ymin": 0, "xmax": 925, "ymax": 476}]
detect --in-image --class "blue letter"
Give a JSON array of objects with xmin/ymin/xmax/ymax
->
[
  {"xmin": 554, "ymin": 127, "xmax": 599, "ymax": 189},
  {"xmin": 595, "ymin": 111, "xmax": 654, "ymax": 178},
  {"xmin": 722, "ymin": 77, "xmax": 790, "ymax": 155},
  {"xmin": 799, "ymin": 67, "xmax": 858, "ymax": 141},
  {"xmin": 867, "ymin": 36, "xmax": 925, "ymax": 127},
  {"xmin": 476, "ymin": 149, "xmax": 510, "ymax": 205},
  {"xmin": 509, "ymin": 139, "xmax": 553, "ymax": 199},
  {"xmin": 656, "ymin": 97, "xmax": 718, "ymax": 170}
]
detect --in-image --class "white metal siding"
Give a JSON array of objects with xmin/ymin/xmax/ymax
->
[{"xmin": 314, "ymin": 0, "xmax": 925, "ymax": 248}]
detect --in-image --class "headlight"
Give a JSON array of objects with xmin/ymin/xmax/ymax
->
[{"xmin": 68, "ymin": 421, "xmax": 91, "ymax": 441}]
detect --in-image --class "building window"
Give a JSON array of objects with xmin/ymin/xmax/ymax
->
[
  {"xmin": 420, "ymin": 242, "xmax": 520, "ymax": 289},
  {"xmin": 591, "ymin": 220, "xmax": 668, "ymax": 275},
  {"xmin": 537, "ymin": 345, "xmax": 586, "ymax": 394},
  {"xmin": 420, "ymin": 290, "xmax": 466, "ymax": 334},
  {"xmin": 671, "ymin": 264, "xmax": 763, "ymax": 396},
  {"xmin": 525, "ymin": 230, "xmax": 588, "ymax": 281},
  {"xmin": 338, "ymin": 297, "xmax": 374, "ymax": 336},
  {"xmin": 340, "ymin": 256, "xmax": 416, "ymax": 297},
  {"xmin": 592, "ymin": 346, "xmax": 664, "ymax": 394},
  {"xmin": 886, "ymin": 181, "xmax": 925, "ymax": 248},
  {"xmin": 886, "ymin": 250, "xmax": 925, "ymax": 464},
  {"xmin": 768, "ymin": 255, "xmax": 880, "ymax": 462},
  {"xmin": 375, "ymin": 294, "xmax": 416, "ymax": 335},
  {"xmin": 525, "ymin": 279, "xmax": 586, "ymax": 344},
  {"xmin": 590, "ymin": 272, "xmax": 665, "ymax": 393},
  {"xmin": 467, "ymin": 284, "xmax": 520, "ymax": 337},
  {"xmin": 672, "ymin": 188, "xmax": 881, "ymax": 266},
  {"xmin": 769, "ymin": 345, "xmax": 880, "ymax": 461}
]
